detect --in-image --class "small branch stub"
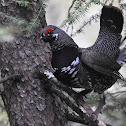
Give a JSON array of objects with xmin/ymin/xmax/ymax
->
[{"xmin": 0, "ymin": 74, "xmax": 23, "ymax": 84}]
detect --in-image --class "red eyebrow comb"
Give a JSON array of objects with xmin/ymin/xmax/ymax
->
[{"xmin": 45, "ymin": 28, "xmax": 53, "ymax": 34}]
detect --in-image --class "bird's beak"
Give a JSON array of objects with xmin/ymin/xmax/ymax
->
[{"xmin": 40, "ymin": 36, "xmax": 43, "ymax": 39}]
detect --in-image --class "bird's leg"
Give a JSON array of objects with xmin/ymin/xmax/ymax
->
[
  {"xmin": 94, "ymin": 93, "xmax": 106, "ymax": 117},
  {"xmin": 78, "ymin": 97, "xmax": 94, "ymax": 116},
  {"xmin": 76, "ymin": 89, "xmax": 94, "ymax": 118},
  {"xmin": 77, "ymin": 89, "xmax": 92, "ymax": 98}
]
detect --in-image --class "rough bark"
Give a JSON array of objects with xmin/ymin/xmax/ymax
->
[{"xmin": 0, "ymin": 1, "xmax": 66, "ymax": 126}]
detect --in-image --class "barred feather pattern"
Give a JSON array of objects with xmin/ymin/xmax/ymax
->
[
  {"xmin": 53, "ymin": 57, "xmax": 90, "ymax": 88},
  {"xmin": 87, "ymin": 67, "xmax": 117, "ymax": 93},
  {"xmin": 88, "ymin": 26, "xmax": 121, "ymax": 59},
  {"xmin": 53, "ymin": 56, "xmax": 117, "ymax": 94},
  {"xmin": 80, "ymin": 63, "xmax": 117, "ymax": 94}
]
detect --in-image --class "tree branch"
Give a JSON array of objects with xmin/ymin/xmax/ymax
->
[
  {"xmin": 66, "ymin": 112, "xmax": 112, "ymax": 126},
  {"xmin": 68, "ymin": 0, "xmax": 77, "ymax": 18},
  {"xmin": 34, "ymin": 66, "xmax": 114, "ymax": 126}
]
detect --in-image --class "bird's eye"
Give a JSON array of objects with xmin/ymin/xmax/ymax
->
[{"xmin": 48, "ymin": 31, "xmax": 52, "ymax": 34}]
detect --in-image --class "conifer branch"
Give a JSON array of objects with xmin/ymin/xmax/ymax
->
[
  {"xmin": 119, "ymin": 3, "xmax": 126, "ymax": 10},
  {"xmin": 15, "ymin": 0, "xmax": 35, "ymax": 9},
  {"xmin": 26, "ymin": 6, "xmax": 43, "ymax": 32},
  {"xmin": 68, "ymin": 0, "xmax": 77, "ymax": 18},
  {"xmin": 26, "ymin": 0, "xmax": 47, "ymax": 32},
  {"xmin": 0, "ymin": 12, "xmax": 27, "ymax": 26},
  {"xmin": 61, "ymin": 0, "xmax": 105, "ymax": 30},
  {"xmin": 72, "ymin": 13, "xmax": 100, "ymax": 36},
  {"xmin": 0, "ymin": 0, "xmax": 47, "ymax": 32}
]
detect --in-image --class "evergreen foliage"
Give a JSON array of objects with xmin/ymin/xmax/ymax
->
[
  {"xmin": 0, "ymin": 12, "xmax": 27, "ymax": 26},
  {"xmin": 15, "ymin": 0, "xmax": 34, "ymax": 9},
  {"xmin": 0, "ymin": 0, "xmax": 48, "ymax": 33},
  {"xmin": 61, "ymin": 0, "xmax": 126, "ymax": 36}
]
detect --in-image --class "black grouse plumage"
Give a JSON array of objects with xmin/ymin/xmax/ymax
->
[{"xmin": 40, "ymin": 5, "xmax": 125, "ymax": 116}]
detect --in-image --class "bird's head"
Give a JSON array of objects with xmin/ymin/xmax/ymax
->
[
  {"xmin": 40, "ymin": 25, "xmax": 58, "ymax": 43},
  {"xmin": 40, "ymin": 25, "xmax": 78, "ymax": 52}
]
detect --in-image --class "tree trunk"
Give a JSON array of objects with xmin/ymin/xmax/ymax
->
[{"xmin": 0, "ymin": 1, "xmax": 66, "ymax": 126}]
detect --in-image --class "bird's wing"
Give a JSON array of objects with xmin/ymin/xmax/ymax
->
[
  {"xmin": 81, "ymin": 49, "xmax": 121, "ymax": 76},
  {"xmin": 81, "ymin": 49, "xmax": 125, "ymax": 81}
]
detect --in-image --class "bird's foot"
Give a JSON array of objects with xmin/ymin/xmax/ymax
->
[
  {"xmin": 76, "ymin": 90, "xmax": 105, "ymax": 121},
  {"xmin": 94, "ymin": 93, "xmax": 106, "ymax": 116},
  {"xmin": 75, "ymin": 89, "xmax": 99, "ymax": 120}
]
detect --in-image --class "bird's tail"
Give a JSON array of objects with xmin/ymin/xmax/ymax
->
[{"xmin": 100, "ymin": 5, "xmax": 124, "ymax": 33}]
